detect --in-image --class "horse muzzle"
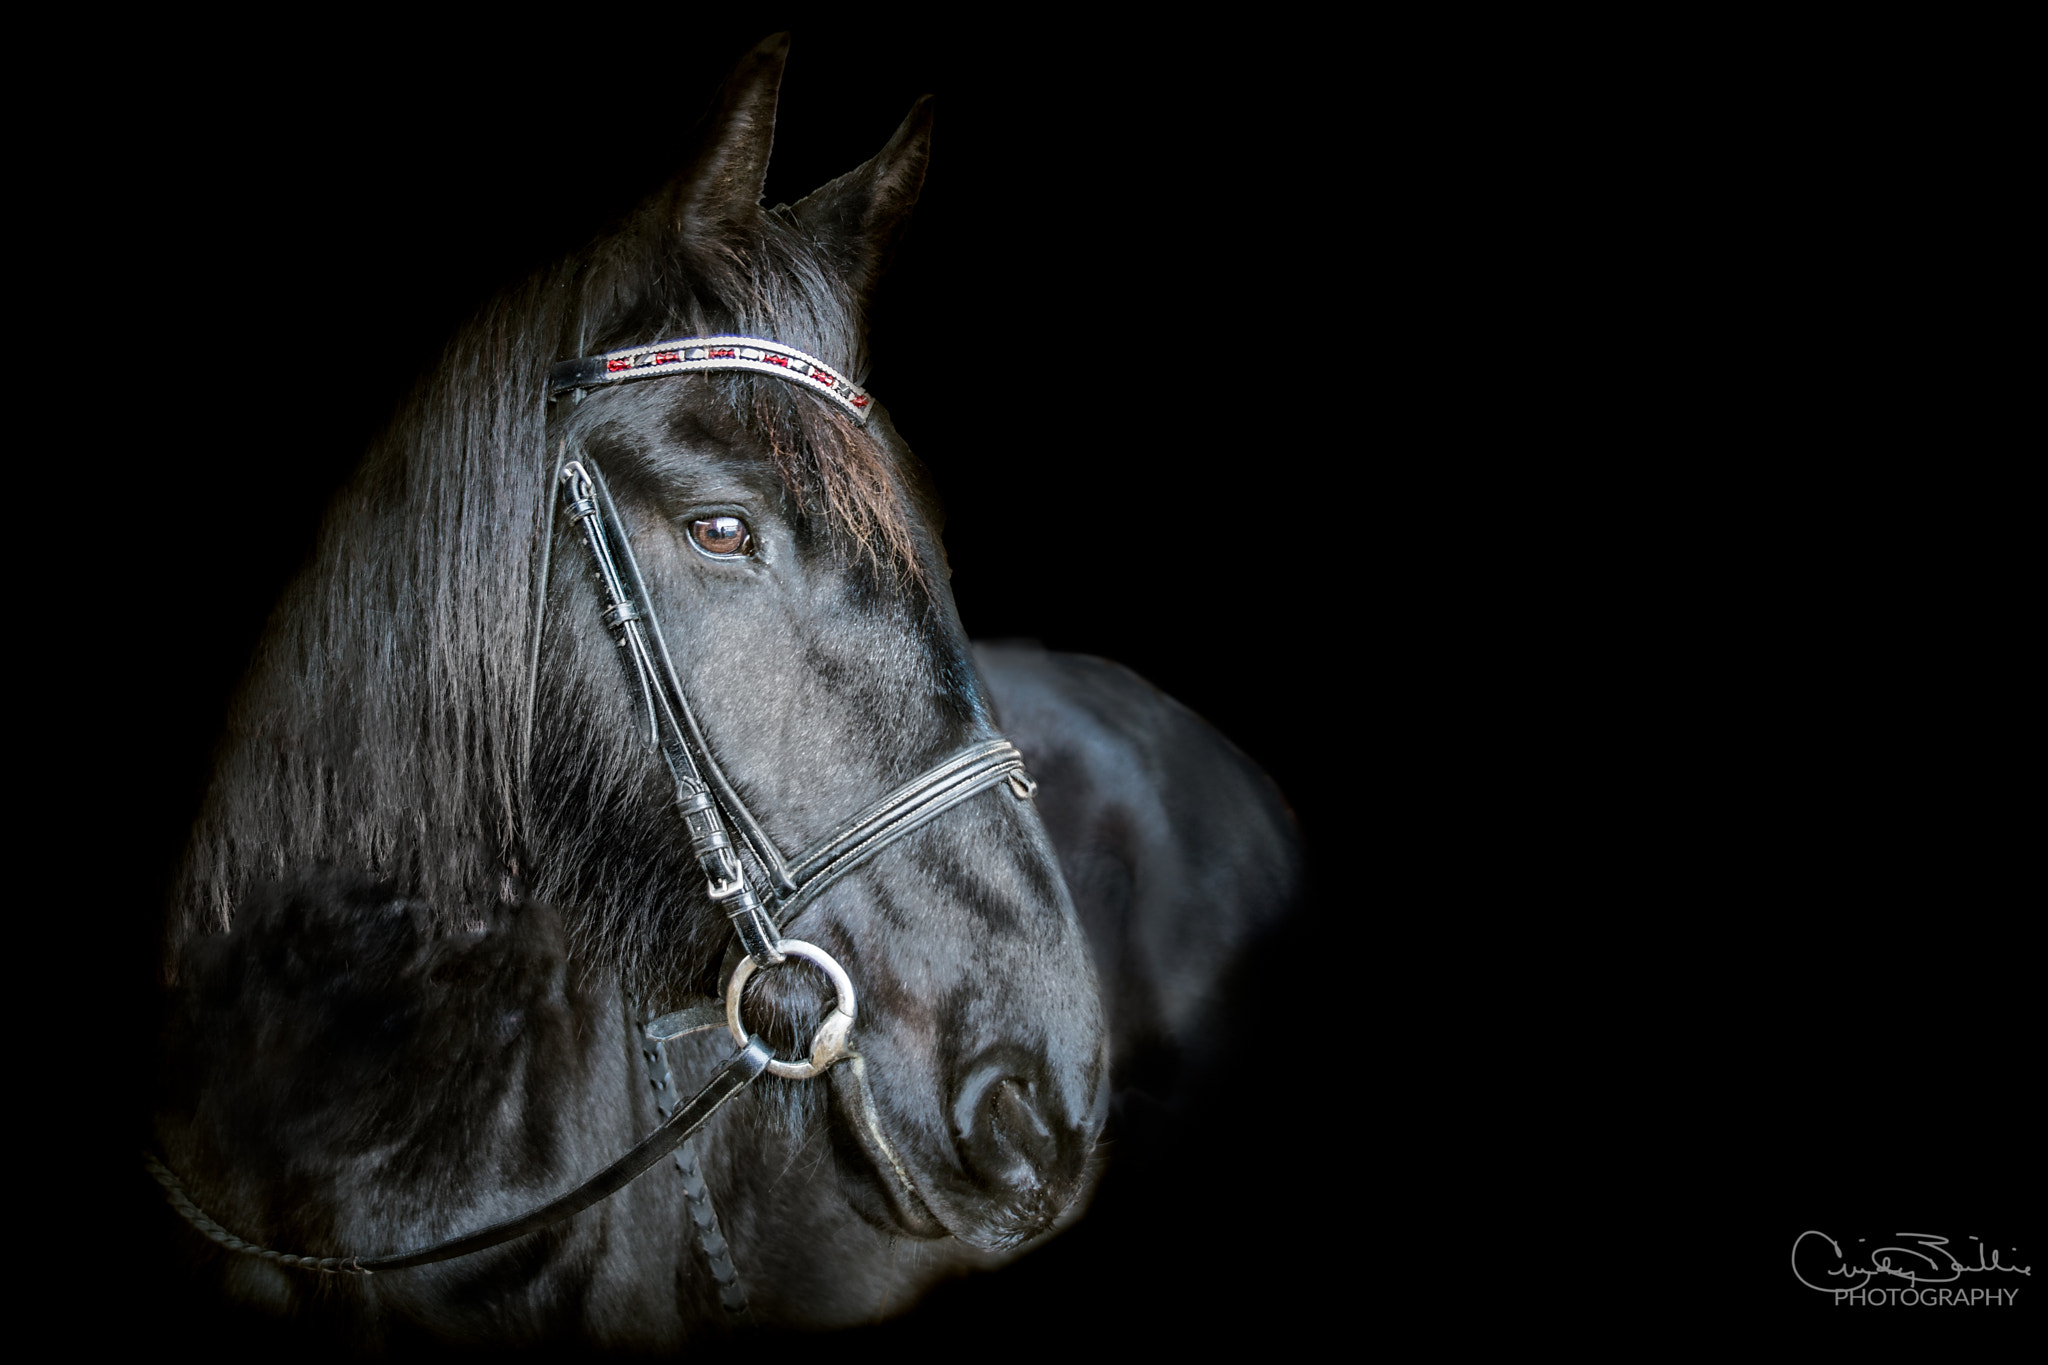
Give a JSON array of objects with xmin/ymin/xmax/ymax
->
[
  {"xmin": 944, "ymin": 1043, "xmax": 1102, "ymax": 1247},
  {"xmin": 828, "ymin": 1036, "xmax": 1106, "ymax": 1252}
]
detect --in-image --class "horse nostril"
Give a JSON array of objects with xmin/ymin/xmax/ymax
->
[{"xmin": 952, "ymin": 1054, "xmax": 1061, "ymax": 1195}]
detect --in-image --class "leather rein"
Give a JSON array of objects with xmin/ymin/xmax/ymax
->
[{"xmin": 148, "ymin": 336, "xmax": 1036, "ymax": 1282}]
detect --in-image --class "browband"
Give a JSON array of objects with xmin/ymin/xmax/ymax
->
[{"xmin": 550, "ymin": 335, "xmax": 872, "ymax": 423}]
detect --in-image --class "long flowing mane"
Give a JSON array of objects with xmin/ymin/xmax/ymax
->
[
  {"xmin": 123, "ymin": 30, "xmax": 1335, "ymax": 1356},
  {"xmin": 170, "ymin": 140, "xmax": 930, "ymax": 969}
]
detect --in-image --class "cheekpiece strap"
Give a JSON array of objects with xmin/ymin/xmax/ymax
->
[{"xmin": 550, "ymin": 335, "xmax": 872, "ymax": 424}]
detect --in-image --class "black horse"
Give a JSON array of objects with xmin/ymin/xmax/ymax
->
[{"xmin": 149, "ymin": 35, "xmax": 1302, "ymax": 1349}]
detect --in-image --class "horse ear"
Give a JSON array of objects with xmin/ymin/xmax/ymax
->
[
  {"xmin": 789, "ymin": 95, "xmax": 934, "ymax": 302},
  {"xmin": 663, "ymin": 32, "xmax": 790, "ymax": 235}
]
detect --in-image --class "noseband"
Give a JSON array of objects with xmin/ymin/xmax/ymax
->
[{"xmin": 149, "ymin": 336, "xmax": 1039, "ymax": 1294}]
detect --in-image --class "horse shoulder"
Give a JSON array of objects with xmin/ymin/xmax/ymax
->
[
  {"xmin": 155, "ymin": 874, "xmax": 688, "ymax": 1345},
  {"xmin": 971, "ymin": 642, "xmax": 1303, "ymax": 1086}
]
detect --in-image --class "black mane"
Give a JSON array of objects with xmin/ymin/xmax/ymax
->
[{"xmin": 171, "ymin": 166, "xmax": 919, "ymax": 964}]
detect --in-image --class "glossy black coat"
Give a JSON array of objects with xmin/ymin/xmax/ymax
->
[{"xmin": 147, "ymin": 34, "xmax": 1304, "ymax": 1350}]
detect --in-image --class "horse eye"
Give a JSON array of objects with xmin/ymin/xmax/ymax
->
[{"xmin": 689, "ymin": 516, "xmax": 753, "ymax": 557}]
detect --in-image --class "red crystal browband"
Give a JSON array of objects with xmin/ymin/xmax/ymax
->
[{"xmin": 549, "ymin": 336, "xmax": 872, "ymax": 423}]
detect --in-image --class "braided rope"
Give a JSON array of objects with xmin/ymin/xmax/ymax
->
[
  {"xmin": 636, "ymin": 1000, "xmax": 750, "ymax": 1317},
  {"xmin": 144, "ymin": 1153, "xmax": 372, "ymax": 1275},
  {"xmin": 146, "ymin": 1022, "xmax": 769, "ymax": 1280}
]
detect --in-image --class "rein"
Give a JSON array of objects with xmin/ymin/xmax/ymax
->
[{"xmin": 149, "ymin": 336, "xmax": 1036, "ymax": 1292}]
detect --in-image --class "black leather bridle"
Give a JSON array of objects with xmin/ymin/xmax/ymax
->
[
  {"xmin": 554, "ymin": 453, "xmax": 1033, "ymax": 980},
  {"xmin": 148, "ymin": 336, "xmax": 1038, "ymax": 1284}
]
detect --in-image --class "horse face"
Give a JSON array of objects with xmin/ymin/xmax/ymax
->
[
  {"xmin": 536, "ymin": 373, "xmax": 1107, "ymax": 1271},
  {"xmin": 504, "ymin": 34, "xmax": 1107, "ymax": 1319},
  {"xmin": 154, "ymin": 35, "xmax": 1109, "ymax": 1338}
]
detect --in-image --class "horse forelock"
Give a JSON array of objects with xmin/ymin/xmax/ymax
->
[{"xmin": 588, "ymin": 207, "xmax": 933, "ymax": 593}]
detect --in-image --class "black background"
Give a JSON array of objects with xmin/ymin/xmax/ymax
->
[{"xmin": 55, "ymin": 14, "xmax": 2032, "ymax": 1353}]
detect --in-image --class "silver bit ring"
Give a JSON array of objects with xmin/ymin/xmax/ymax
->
[{"xmin": 725, "ymin": 940, "xmax": 856, "ymax": 1080}]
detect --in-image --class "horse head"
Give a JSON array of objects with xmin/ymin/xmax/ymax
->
[
  {"xmin": 164, "ymin": 34, "xmax": 1107, "ymax": 1334},
  {"xmin": 529, "ymin": 37, "xmax": 1111, "ymax": 1260}
]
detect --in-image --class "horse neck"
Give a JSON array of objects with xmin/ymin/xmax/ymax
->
[{"xmin": 171, "ymin": 318, "xmax": 560, "ymax": 954}]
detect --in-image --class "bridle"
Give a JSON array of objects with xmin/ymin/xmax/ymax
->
[
  {"xmin": 550, "ymin": 446, "xmax": 1032, "ymax": 989},
  {"xmin": 148, "ymin": 334, "xmax": 1039, "ymax": 1296}
]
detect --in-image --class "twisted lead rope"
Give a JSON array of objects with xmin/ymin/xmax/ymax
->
[
  {"xmin": 147, "ymin": 1036, "xmax": 772, "ymax": 1276},
  {"xmin": 146, "ymin": 1153, "xmax": 369, "ymax": 1275}
]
